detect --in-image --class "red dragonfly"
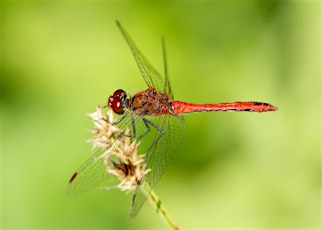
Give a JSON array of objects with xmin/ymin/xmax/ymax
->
[{"xmin": 67, "ymin": 21, "xmax": 278, "ymax": 218}]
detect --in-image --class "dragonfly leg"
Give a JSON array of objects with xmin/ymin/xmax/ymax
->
[
  {"xmin": 141, "ymin": 117, "xmax": 165, "ymax": 151},
  {"xmin": 137, "ymin": 117, "xmax": 151, "ymax": 140},
  {"xmin": 130, "ymin": 115, "xmax": 136, "ymax": 138},
  {"xmin": 111, "ymin": 115, "xmax": 164, "ymax": 146},
  {"xmin": 112, "ymin": 114, "xmax": 136, "ymax": 138},
  {"xmin": 113, "ymin": 114, "xmax": 127, "ymax": 125}
]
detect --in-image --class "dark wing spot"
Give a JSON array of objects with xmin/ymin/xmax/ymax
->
[{"xmin": 69, "ymin": 172, "xmax": 78, "ymax": 183}]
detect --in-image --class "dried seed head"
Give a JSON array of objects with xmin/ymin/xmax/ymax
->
[
  {"xmin": 88, "ymin": 106, "xmax": 150, "ymax": 193},
  {"xmin": 87, "ymin": 105, "xmax": 122, "ymax": 149}
]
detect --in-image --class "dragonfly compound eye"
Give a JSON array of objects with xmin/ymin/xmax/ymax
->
[{"xmin": 108, "ymin": 89, "xmax": 127, "ymax": 115}]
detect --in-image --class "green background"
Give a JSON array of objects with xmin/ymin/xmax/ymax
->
[{"xmin": 1, "ymin": 1, "xmax": 321, "ymax": 229}]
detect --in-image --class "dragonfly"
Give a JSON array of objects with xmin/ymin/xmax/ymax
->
[{"xmin": 66, "ymin": 20, "xmax": 278, "ymax": 218}]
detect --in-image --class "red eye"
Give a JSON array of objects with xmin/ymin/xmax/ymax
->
[{"xmin": 107, "ymin": 89, "xmax": 127, "ymax": 115}]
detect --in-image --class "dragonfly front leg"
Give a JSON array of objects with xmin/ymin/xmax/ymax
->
[
  {"xmin": 111, "ymin": 114, "xmax": 152, "ymax": 140},
  {"xmin": 111, "ymin": 114, "xmax": 164, "ymax": 147},
  {"xmin": 112, "ymin": 114, "xmax": 136, "ymax": 138}
]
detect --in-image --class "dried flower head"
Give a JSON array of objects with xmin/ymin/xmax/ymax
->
[
  {"xmin": 87, "ymin": 105, "xmax": 150, "ymax": 193},
  {"xmin": 87, "ymin": 105, "xmax": 122, "ymax": 149}
]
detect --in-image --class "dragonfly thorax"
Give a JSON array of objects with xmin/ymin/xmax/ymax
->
[{"xmin": 108, "ymin": 89, "xmax": 129, "ymax": 115}]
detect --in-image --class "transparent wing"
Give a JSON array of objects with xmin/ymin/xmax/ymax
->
[
  {"xmin": 161, "ymin": 37, "xmax": 174, "ymax": 99},
  {"xmin": 130, "ymin": 115, "xmax": 185, "ymax": 218},
  {"xmin": 66, "ymin": 148, "xmax": 110, "ymax": 197},
  {"xmin": 146, "ymin": 115, "xmax": 185, "ymax": 187},
  {"xmin": 116, "ymin": 20, "xmax": 164, "ymax": 92},
  {"xmin": 67, "ymin": 23, "xmax": 182, "ymax": 216},
  {"xmin": 114, "ymin": 21, "xmax": 185, "ymax": 217}
]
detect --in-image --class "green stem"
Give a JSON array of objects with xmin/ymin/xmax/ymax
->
[{"xmin": 144, "ymin": 183, "xmax": 180, "ymax": 230}]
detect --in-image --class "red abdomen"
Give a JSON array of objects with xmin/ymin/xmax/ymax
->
[{"xmin": 170, "ymin": 101, "xmax": 278, "ymax": 115}]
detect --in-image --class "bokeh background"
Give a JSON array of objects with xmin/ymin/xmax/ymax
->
[{"xmin": 1, "ymin": 1, "xmax": 321, "ymax": 229}]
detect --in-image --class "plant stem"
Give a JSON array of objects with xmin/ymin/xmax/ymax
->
[{"xmin": 144, "ymin": 183, "xmax": 180, "ymax": 230}]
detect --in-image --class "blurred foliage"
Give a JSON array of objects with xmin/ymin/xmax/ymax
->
[{"xmin": 1, "ymin": 0, "xmax": 321, "ymax": 229}]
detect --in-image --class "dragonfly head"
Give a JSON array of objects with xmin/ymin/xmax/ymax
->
[{"xmin": 108, "ymin": 89, "xmax": 127, "ymax": 115}]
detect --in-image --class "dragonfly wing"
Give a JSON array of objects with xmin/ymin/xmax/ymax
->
[
  {"xmin": 130, "ymin": 114, "xmax": 185, "ymax": 218},
  {"xmin": 66, "ymin": 148, "xmax": 110, "ymax": 197},
  {"xmin": 146, "ymin": 115, "xmax": 185, "ymax": 187},
  {"xmin": 161, "ymin": 37, "xmax": 174, "ymax": 99},
  {"xmin": 116, "ymin": 21, "xmax": 183, "ymax": 217},
  {"xmin": 116, "ymin": 20, "xmax": 164, "ymax": 92},
  {"xmin": 129, "ymin": 182, "xmax": 151, "ymax": 218}
]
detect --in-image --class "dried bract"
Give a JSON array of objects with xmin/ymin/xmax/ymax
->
[{"xmin": 88, "ymin": 106, "xmax": 149, "ymax": 193}]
